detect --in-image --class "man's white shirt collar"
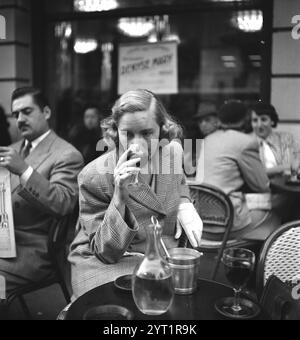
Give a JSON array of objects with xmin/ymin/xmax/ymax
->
[{"xmin": 25, "ymin": 130, "xmax": 51, "ymax": 152}]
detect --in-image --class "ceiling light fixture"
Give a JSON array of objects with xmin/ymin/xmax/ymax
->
[
  {"xmin": 74, "ymin": 0, "xmax": 117, "ymax": 12},
  {"xmin": 232, "ymin": 10, "xmax": 263, "ymax": 33},
  {"xmin": 74, "ymin": 39, "xmax": 98, "ymax": 54},
  {"xmin": 118, "ymin": 17, "xmax": 155, "ymax": 38}
]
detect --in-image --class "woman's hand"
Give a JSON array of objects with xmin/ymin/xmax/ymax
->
[
  {"xmin": 175, "ymin": 202, "xmax": 203, "ymax": 248},
  {"xmin": 113, "ymin": 146, "xmax": 141, "ymax": 206}
]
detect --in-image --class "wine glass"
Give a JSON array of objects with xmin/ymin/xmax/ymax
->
[
  {"xmin": 290, "ymin": 152, "xmax": 300, "ymax": 182},
  {"xmin": 215, "ymin": 247, "xmax": 259, "ymax": 319},
  {"xmin": 128, "ymin": 144, "xmax": 141, "ymax": 186}
]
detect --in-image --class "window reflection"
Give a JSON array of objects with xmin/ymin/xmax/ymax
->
[{"xmin": 47, "ymin": 9, "xmax": 265, "ymax": 140}]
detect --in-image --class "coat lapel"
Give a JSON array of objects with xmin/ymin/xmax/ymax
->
[
  {"xmin": 24, "ymin": 131, "xmax": 56, "ymax": 170},
  {"xmin": 127, "ymin": 145, "xmax": 174, "ymax": 217},
  {"xmin": 128, "ymin": 174, "xmax": 167, "ymax": 217},
  {"xmin": 10, "ymin": 131, "xmax": 57, "ymax": 194}
]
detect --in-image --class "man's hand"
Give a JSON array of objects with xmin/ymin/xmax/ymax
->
[{"xmin": 0, "ymin": 147, "xmax": 29, "ymax": 176}]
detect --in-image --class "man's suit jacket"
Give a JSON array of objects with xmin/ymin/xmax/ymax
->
[
  {"xmin": 69, "ymin": 141, "xmax": 190, "ymax": 299},
  {"xmin": 198, "ymin": 129, "xmax": 270, "ymax": 236},
  {"xmin": 0, "ymin": 131, "xmax": 84, "ymax": 281}
]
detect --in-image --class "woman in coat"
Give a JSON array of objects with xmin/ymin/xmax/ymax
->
[{"xmin": 69, "ymin": 89, "xmax": 203, "ymax": 299}]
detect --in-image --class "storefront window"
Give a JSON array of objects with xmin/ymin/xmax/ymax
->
[{"xmin": 45, "ymin": 3, "xmax": 267, "ymax": 139}]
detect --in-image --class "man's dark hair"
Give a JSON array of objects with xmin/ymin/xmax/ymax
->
[
  {"xmin": 11, "ymin": 87, "xmax": 49, "ymax": 111},
  {"xmin": 218, "ymin": 100, "xmax": 248, "ymax": 125}
]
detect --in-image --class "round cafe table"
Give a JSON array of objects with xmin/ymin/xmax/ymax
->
[
  {"xmin": 271, "ymin": 176, "xmax": 300, "ymax": 194},
  {"xmin": 65, "ymin": 278, "xmax": 267, "ymax": 320}
]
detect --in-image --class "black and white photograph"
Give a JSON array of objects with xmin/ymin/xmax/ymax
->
[{"xmin": 0, "ymin": 0, "xmax": 299, "ymax": 322}]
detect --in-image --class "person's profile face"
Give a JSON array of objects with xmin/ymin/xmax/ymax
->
[
  {"xmin": 117, "ymin": 109, "xmax": 160, "ymax": 162},
  {"xmin": 251, "ymin": 111, "xmax": 273, "ymax": 140},
  {"xmin": 84, "ymin": 108, "xmax": 100, "ymax": 130},
  {"xmin": 11, "ymin": 94, "xmax": 50, "ymax": 141},
  {"xmin": 198, "ymin": 115, "xmax": 219, "ymax": 137}
]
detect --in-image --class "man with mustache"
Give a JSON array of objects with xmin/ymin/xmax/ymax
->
[{"xmin": 0, "ymin": 87, "xmax": 84, "ymax": 303}]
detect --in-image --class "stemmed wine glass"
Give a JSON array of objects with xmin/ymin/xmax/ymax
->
[
  {"xmin": 215, "ymin": 247, "xmax": 259, "ymax": 319},
  {"xmin": 290, "ymin": 151, "xmax": 300, "ymax": 182},
  {"xmin": 128, "ymin": 144, "xmax": 142, "ymax": 186}
]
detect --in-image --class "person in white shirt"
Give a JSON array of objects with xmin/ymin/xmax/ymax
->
[
  {"xmin": 250, "ymin": 102, "xmax": 297, "ymax": 222},
  {"xmin": 250, "ymin": 102, "xmax": 299, "ymax": 177}
]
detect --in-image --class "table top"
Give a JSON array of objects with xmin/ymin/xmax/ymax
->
[
  {"xmin": 65, "ymin": 278, "xmax": 267, "ymax": 320},
  {"xmin": 271, "ymin": 176, "xmax": 300, "ymax": 194}
]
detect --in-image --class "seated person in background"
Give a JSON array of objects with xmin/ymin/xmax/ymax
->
[
  {"xmin": 69, "ymin": 89, "xmax": 203, "ymax": 299},
  {"xmin": 195, "ymin": 102, "xmax": 220, "ymax": 138},
  {"xmin": 0, "ymin": 105, "xmax": 11, "ymax": 146},
  {"xmin": 69, "ymin": 104, "xmax": 105, "ymax": 164},
  {"xmin": 250, "ymin": 102, "xmax": 298, "ymax": 221},
  {"xmin": 0, "ymin": 87, "xmax": 84, "ymax": 295},
  {"xmin": 250, "ymin": 102, "xmax": 299, "ymax": 177},
  {"xmin": 197, "ymin": 100, "xmax": 280, "ymax": 241},
  {"xmin": 184, "ymin": 102, "xmax": 220, "ymax": 177}
]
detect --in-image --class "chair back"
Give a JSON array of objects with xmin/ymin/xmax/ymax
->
[
  {"xmin": 48, "ymin": 204, "xmax": 79, "ymax": 271},
  {"xmin": 178, "ymin": 184, "xmax": 234, "ymax": 280},
  {"xmin": 256, "ymin": 220, "xmax": 300, "ymax": 298},
  {"xmin": 189, "ymin": 183, "xmax": 234, "ymax": 244},
  {"xmin": 48, "ymin": 216, "xmax": 70, "ymax": 261}
]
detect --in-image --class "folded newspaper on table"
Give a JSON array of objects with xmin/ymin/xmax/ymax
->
[{"xmin": 0, "ymin": 167, "xmax": 16, "ymax": 258}]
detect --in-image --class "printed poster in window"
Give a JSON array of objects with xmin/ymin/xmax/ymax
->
[{"xmin": 118, "ymin": 41, "xmax": 178, "ymax": 95}]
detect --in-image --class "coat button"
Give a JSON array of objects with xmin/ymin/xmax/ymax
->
[{"xmin": 15, "ymin": 202, "xmax": 20, "ymax": 209}]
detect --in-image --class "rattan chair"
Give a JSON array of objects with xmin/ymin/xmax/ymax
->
[
  {"xmin": 5, "ymin": 211, "xmax": 76, "ymax": 319},
  {"xmin": 256, "ymin": 220, "xmax": 300, "ymax": 299},
  {"xmin": 179, "ymin": 183, "xmax": 236, "ymax": 280}
]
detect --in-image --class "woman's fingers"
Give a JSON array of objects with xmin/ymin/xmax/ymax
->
[
  {"xmin": 115, "ymin": 167, "xmax": 140, "ymax": 177},
  {"xmin": 118, "ymin": 158, "xmax": 141, "ymax": 172},
  {"xmin": 117, "ymin": 148, "xmax": 133, "ymax": 167},
  {"xmin": 187, "ymin": 231, "xmax": 198, "ymax": 248},
  {"xmin": 117, "ymin": 144, "xmax": 142, "ymax": 167},
  {"xmin": 174, "ymin": 220, "xmax": 182, "ymax": 239},
  {"xmin": 114, "ymin": 166, "xmax": 141, "ymax": 187},
  {"xmin": 117, "ymin": 173, "xmax": 134, "ymax": 187},
  {"xmin": 192, "ymin": 230, "xmax": 202, "ymax": 248}
]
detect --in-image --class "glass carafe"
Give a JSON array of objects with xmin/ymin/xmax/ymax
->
[{"xmin": 132, "ymin": 219, "xmax": 174, "ymax": 315}]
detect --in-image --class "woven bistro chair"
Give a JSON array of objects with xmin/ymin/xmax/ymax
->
[
  {"xmin": 179, "ymin": 183, "xmax": 235, "ymax": 281},
  {"xmin": 5, "ymin": 210, "xmax": 76, "ymax": 319},
  {"xmin": 256, "ymin": 220, "xmax": 300, "ymax": 299}
]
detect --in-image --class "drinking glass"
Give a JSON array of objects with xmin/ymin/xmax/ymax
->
[
  {"xmin": 215, "ymin": 247, "xmax": 258, "ymax": 319},
  {"xmin": 128, "ymin": 144, "xmax": 141, "ymax": 186},
  {"xmin": 290, "ymin": 152, "xmax": 300, "ymax": 181}
]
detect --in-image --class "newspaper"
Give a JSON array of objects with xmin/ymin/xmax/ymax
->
[{"xmin": 0, "ymin": 167, "xmax": 16, "ymax": 258}]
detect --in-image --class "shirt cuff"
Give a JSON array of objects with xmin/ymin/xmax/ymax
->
[{"xmin": 20, "ymin": 166, "xmax": 33, "ymax": 185}]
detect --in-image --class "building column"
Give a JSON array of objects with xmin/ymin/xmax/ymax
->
[
  {"xmin": 0, "ymin": 0, "xmax": 32, "ymax": 141},
  {"xmin": 272, "ymin": 0, "xmax": 300, "ymax": 139}
]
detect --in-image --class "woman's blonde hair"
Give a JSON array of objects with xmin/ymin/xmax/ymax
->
[{"xmin": 101, "ymin": 89, "xmax": 183, "ymax": 147}]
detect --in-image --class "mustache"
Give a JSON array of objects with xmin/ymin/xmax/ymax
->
[{"xmin": 18, "ymin": 123, "xmax": 30, "ymax": 129}]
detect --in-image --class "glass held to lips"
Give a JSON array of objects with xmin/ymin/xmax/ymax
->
[{"xmin": 128, "ymin": 144, "xmax": 143, "ymax": 185}]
